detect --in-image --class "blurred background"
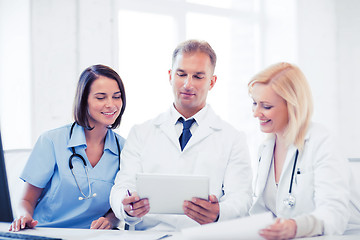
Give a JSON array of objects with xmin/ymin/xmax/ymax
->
[{"xmin": 0, "ymin": 0, "xmax": 359, "ymax": 163}]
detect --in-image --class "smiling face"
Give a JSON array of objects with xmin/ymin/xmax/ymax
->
[
  {"xmin": 87, "ymin": 76, "xmax": 122, "ymax": 129},
  {"xmin": 251, "ymin": 83, "xmax": 289, "ymax": 136},
  {"xmin": 169, "ymin": 51, "xmax": 216, "ymax": 118}
]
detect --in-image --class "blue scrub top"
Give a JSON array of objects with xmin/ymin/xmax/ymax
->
[{"xmin": 20, "ymin": 123, "xmax": 125, "ymax": 228}]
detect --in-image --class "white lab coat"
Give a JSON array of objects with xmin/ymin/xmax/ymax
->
[
  {"xmin": 110, "ymin": 105, "xmax": 253, "ymax": 231},
  {"xmin": 250, "ymin": 122, "xmax": 350, "ymax": 236}
]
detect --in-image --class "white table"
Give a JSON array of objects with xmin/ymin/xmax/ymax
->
[
  {"xmin": 0, "ymin": 222, "xmax": 359, "ymax": 240},
  {"xmin": 0, "ymin": 223, "xmax": 175, "ymax": 240}
]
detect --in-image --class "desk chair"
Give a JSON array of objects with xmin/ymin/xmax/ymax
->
[{"xmin": 4, "ymin": 149, "xmax": 32, "ymax": 218}]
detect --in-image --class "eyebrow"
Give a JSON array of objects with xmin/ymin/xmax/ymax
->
[
  {"xmin": 260, "ymin": 101, "xmax": 273, "ymax": 105},
  {"xmin": 253, "ymin": 98, "xmax": 272, "ymax": 105},
  {"xmin": 176, "ymin": 69, "xmax": 205, "ymax": 75},
  {"xmin": 94, "ymin": 91, "xmax": 121, "ymax": 95}
]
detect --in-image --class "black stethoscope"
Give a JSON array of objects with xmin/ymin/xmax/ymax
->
[
  {"xmin": 68, "ymin": 122, "xmax": 120, "ymax": 201},
  {"xmin": 283, "ymin": 149, "xmax": 299, "ymax": 208},
  {"xmin": 258, "ymin": 149, "xmax": 299, "ymax": 208}
]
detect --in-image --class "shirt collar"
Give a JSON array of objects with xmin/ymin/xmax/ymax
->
[
  {"xmin": 67, "ymin": 123, "xmax": 87, "ymax": 148},
  {"xmin": 170, "ymin": 104, "xmax": 209, "ymax": 126},
  {"xmin": 67, "ymin": 123, "xmax": 119, "ymax": 155},
  {"xmin": 104, "ymin": 129, "xmax": 119, "ymax": 155}
]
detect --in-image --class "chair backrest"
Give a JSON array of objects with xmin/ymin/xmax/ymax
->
[
  {"xmin": 4, "ymin": 149, "xmax": 32, "ymax": 218},
  {"xmin": 349, "ymin": 158, "xmax": 360, "ymax": 201},
  {"xmin": 347, "ymin": 158, "xmax": 360, "ymax": 233}
]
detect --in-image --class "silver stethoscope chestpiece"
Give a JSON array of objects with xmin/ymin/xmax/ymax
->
[{"xmin": 283, "ymin": 193, "xmax": 296, "ymax": 208}]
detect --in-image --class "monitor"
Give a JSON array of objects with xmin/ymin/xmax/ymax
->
[{"xmin": 0, "ymin": 130, "xmax": 14, "ymax": 222}]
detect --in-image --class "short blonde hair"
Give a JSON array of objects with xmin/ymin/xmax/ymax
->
[{"xmin": 248, "ymin": 62, "xmax": 313, "ymax": 150}]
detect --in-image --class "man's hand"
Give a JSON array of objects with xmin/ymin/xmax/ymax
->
[
  {"xmin": 122, "ymin": 192, "xmax": 150, "ymax": 218},
  {"xmin": 183, "ymin": 194, "xmax": 219, "ymax": 225}
]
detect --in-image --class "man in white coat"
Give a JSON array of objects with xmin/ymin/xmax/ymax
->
[{"xmin": 110, "ymin": 39, "xmax": 252, "ymax": 231}]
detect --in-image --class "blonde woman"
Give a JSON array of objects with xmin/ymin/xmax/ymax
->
[{"xmin": 248, "ymin": 62, "xmax": 350, "ymax": 239}]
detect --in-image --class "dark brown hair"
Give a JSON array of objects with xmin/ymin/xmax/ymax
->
[{"xmin": 73, "ymin": 64, "xmax": 126, "ymax": 129}]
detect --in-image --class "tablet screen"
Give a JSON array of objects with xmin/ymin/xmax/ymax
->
[{"xmin": 136, "ymin": 173, "xmax": 209, "ymax": 214}]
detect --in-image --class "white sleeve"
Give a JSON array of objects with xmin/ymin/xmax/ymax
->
[
  {"xmin": 294, "ymin": 214, "xmax": 323, "ymax": 237},
  {"xmin": 218, "ymin": 131, "xmax": 253, "ymax": 220},
  {"xmin": 110, "ymin": 125, "xmax": 143, "ymax": 225},
  {"xmin": 308, "ymin": 125, "xmax": 350, "ymax": 235}
]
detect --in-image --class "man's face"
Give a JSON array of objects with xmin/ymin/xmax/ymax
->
[{"xmin": 169, "ymin": 51, "xmax": 216, "ymax": 118}]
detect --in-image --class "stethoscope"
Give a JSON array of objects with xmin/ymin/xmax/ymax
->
[
  {"xmin": 68, "ymin": 122, "xmax": 120, "ymax": 201},
  {"xmin": 257, "ymin": 149, "xmax": 299, "ymax": 209},
  {"xmin": 282, "ymin": 149, "xmax": 299, "ymax": 208}
]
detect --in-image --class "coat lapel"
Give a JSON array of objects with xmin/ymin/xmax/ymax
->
[
  {"xmin": 153, "ymin": 109, "xmax": 181, "ymax": 150},
  {"xmin": 153, "ymin": 106, "xmax": 224, "ymax": 152},
  {"xmin": 278, "ymin": 145, "xmax": 298, "ymax": 186},
  {"xmin": 183, "ymin": 107, "xmax": 221, "ymax": 151},
  {"xmin": 255, "ymin": 137, "xmax": 275, "ymax": 197}
]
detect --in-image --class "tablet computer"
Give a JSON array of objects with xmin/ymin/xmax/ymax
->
[{"xmin": 136, "ymin": 173, "xmax": 209, "ymax": 214}]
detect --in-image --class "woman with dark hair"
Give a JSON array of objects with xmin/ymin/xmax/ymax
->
[{"xmin": 10, "ymin": 64, "xmax": 126, "ymax": 231}]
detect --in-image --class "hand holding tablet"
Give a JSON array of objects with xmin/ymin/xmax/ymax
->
[{"xmin": 183, "ymin": 194, "xmax": 220, "ymax": 224}]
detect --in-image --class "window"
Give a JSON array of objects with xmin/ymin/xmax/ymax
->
[
  {"xmin": 0, "ymin": 0, "xmax": 297, "ymax": 159},
  {"xmin": 116, "ymin": 0, "xmax": 296, "ymax": 162},
  {"xmin": 0, "ymin": 0, "xmax": 31, "ymax": 150},
  {"xmin": 117, "ymin": 10, "xmax": 176, "ymax": 135}
]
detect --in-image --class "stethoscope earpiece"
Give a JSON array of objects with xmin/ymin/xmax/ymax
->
[{"xmin": 78, "ymin": 193, "xmax": 97, "ymax": 201}]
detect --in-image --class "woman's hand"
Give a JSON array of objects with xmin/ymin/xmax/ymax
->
[
  {"xmin": 9, "ymin": 215, "xmax": 38, "ymax": 232},
  {"xmin": 259, "ymin": 218, "xmax": 297, "ymax": 240},
  {"xmin": 91, "ymin": 208, "xmax": 120, "ymax": 230},
  {"xmin": 9, "ymin": 183, "xmax": 42, "ymax": 232},
  {"xmin": 90, "ymin": 216, "xmax": 113, "ymax": 230}
]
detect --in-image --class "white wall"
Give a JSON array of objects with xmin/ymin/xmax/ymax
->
[
  {"xmin": 78, "ymin": 0, "xmax": 117, "ymax": 70},
  {"xmin": 297, "ymin": 0, "xmax": 360, "ymax": 158},
  {"xmin": 0, "ymin": 0, "xmax": 31, "ymax": 149},
  {"xmin": 31, "ymin": 0, "xmax": 77, "ymax": 144},
  {"xmin": 297, "ymin": 0, "xmax": 338, "ymax": 138},
  {"xmin": 336, "ymin": 0, "xmax": 360, "ymax": 158},
  {"xmin": 30, "ymin": 0, "xmax": 118, "ymax": 144}
]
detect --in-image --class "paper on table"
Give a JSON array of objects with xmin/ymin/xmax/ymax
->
[
  {"xmin": 86, "ymin": 231, "xmax": 172, "ymax": 240},
  {"xmin": 181, "ymin": 212, "xmax": 274, "ymax": 240}
]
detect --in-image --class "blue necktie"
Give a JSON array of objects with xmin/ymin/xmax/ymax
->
[{"xmin": 179, "ymin": 118, "xmax": 195, "ymax": 151}]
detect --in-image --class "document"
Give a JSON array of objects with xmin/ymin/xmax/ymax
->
[
  {"xmin": 181, "ymin": 212, "xmax": 274, "ymax": 240},
  {"xmin": 86, "ymin": 231, "xmax": 172, "ymax": 240}
]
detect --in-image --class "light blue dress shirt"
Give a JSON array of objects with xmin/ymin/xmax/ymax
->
[{"xmin": 20, "ymin": 123, "xmax": 125, "ymax": 228}]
